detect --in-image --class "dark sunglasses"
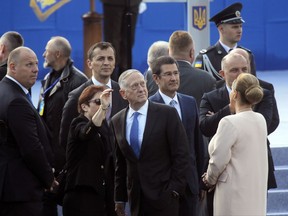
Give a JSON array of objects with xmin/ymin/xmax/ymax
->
[{"xmin": 88, "ymin": 98, "xmax": 101, "ymax": 105}]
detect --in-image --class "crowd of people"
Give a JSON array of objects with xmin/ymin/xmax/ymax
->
[{"xmin": 0, "ymin": 2, "xmax": 280, "ymax": 216}]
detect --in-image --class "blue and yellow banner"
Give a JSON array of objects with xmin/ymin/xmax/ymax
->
[{"xmin": 30, "ymin": 0, "xmax": 71, "ymax": 21}]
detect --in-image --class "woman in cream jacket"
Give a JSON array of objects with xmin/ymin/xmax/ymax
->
[{"xmin": 203, "ymin": 73, "xmax": 268, "ymax": 216}]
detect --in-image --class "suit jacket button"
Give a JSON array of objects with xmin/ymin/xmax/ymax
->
[{"xmin": 101, "ymin": 165, "xmax": 104, "ymax": 169}]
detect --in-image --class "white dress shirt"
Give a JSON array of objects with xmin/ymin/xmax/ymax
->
[
  {"xmin": 219, "ymin": 40, "xmax": 237, "ymax": 53},
  {"xmin": 159, "ymin": 90, "xmax": 182, "ymax": 120},
  {"xmin": 92, "ymin": 76, "xmax": 112, "ymax": 103},
  {"xmin": 6, "ymin": 75, "xmax": 29, "ymax": 95}
]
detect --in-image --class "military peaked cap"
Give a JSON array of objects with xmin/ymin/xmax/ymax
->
[{"xmin": 210, "ymin": 2, "xmax": 245, "ymax": 26}]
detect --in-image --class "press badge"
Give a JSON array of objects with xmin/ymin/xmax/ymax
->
[{"xmin": 39, "ymin": 99, "xmax": 45, "ymax": 116}]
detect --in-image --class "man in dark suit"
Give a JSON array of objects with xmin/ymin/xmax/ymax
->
[
  {"xmin": 146, "ymin": 31, "xmax": 216, "ymax": 108},
  {"xmin": 194, "ymin": 2, "xmax": 257, "ymax": 79},
  {"xmin": 169, "ymin": 30, "xmax": 216, "ymax": 108},
  {"xmin": 228, "ymin": 48, "xmax": 279, "ymax": 136},
  {"xmin": 60, "ymin": 42, "xmax": 127, "ymax": 216},
  {"xmin": 0, "ymin": 31, "xmax": 24, "ymax": 80},
  {"xmin": 111, "ymin": 69, "xmax": 189, "ymax": 216},
  {"xmin": 0, "ymin": 47, "xmax": 55, "ymax": 216},
  {"xmin": 60, "ymin": 42, "xmax": 127, "ymax": 150},
  {"xmin": 100, "ymin": 0, "xmax": 142, "ymax": 78},
  {"xmin": 199, "ymin": 52, "xmax": 276, "ymax": 216},
  {"xmin": 149, "ymin": 56, "xmax": 205, "ymax": 216}
]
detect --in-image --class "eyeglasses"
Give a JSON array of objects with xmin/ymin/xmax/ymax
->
[{"xmin": 88, "ymin": 98, "xmax": 101, "ymax": 105}]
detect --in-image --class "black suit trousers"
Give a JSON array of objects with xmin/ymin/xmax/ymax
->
[
  {"xmin": 140, "ymin": 192, "xmax": 179, "ymax": 216},
  {"xmin": 206, "ymin": 190, "xmax": 214, "ymax": 216},
  {"xmin": 62, "ymin": 186, "xmax": 106, "ymax": 216},
  {"xmin": 0, "ymin": 201, "xmax": 42, "ymax": 216},
  {"xmin": 179, "ymin": 186, "xmax": 199, "ymax": 216}
]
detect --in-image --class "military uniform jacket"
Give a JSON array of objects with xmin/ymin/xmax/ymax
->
[{"xmin": 194, "ymin": 41, "xmax": 256, "ymax": 80}]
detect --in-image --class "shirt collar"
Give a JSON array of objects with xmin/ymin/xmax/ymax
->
[
  {"xmin": 91, "ymin": 76, "xmax": 112, "ymax": 88},
  {"xmin": 219, "ymin": 40, "xmax": 237, "ymax": 53},
  {"xmin": 6, "ymin": 75, "xmax": 29, "ymax": 94},
  {"xmin": 158, "ymin": 90, "xmax": 179, "ymax": 105},
  {"xmin": 128, "ymin": 100, "xmax": 149, "ymax": 119},
  {"xmin": 225, "ymin": 84, "xmax": 232, "ymax": 95},
  {"xmin": 176, "ymin": 60, "xmax": 192, "ymax": 65}
]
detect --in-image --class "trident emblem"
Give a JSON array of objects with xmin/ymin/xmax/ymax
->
[{"xmin": 193, "ymin": 6, "xmax": 207, "ymax": 30}]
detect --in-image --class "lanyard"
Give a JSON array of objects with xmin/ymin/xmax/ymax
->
[
  {"xmin": 39, "ymin": 77, "xmax": 60, "ymax": 116},
  {"xmin": 42, "ymin": 77, "xmax": 60, "ymax": 97}
]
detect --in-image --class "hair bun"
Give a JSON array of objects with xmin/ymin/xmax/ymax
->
[{"xmin": 245, "ymin": 85, "xmax": 263, "ymax": 105}]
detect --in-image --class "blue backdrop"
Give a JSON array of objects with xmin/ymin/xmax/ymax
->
[{"xmin": 0, "ymin": 0, "xmax": 287, "ymax": 79}]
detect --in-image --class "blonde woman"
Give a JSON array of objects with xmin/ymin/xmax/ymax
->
[{"xmin": 202, "ymin": 73, "xmax": 268, "ymax": 216}]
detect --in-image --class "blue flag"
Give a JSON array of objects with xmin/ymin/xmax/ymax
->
[{"xmin": 30, "ymin": 0, "xmax": 71, "ymax": 21}]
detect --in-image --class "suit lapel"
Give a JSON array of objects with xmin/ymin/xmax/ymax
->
[
  {"xmin": 177, "ymin": 94, "xmax": 186, "ymax": 123},
  {"xmin": 114, "ymin": 108, "xmax": 138, "ymax": 161},
  {"xmin": 216, "ymin": 41, "xmax": 228, "ymax": 55},
  {"xmin": 111, "ymin": 81, "xmax": 121, "ymax": 116},
  {"xmin": 140, "ymin": 102, "xmax": 158, "ymax": 156},
  {"xmin": 220, "ymin": 86, "xmax": 230, "ymax": 103},
  {"xmin": 153, "ymin": 91, "xmax": 165, "ymax": 103}
]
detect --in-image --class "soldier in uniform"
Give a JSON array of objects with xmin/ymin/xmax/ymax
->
[{"xmin": 194, "ymin": 2, "xmax": 256, "ymax": 80}]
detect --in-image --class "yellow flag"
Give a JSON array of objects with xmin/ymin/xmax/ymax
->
[{"xmin": 30, "ymin": 0, "xmax": 71, "ymax": 21}]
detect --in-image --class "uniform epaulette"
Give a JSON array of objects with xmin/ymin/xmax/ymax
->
[
  {"xmin": 200, "ymin": 45, "xmax": 216, "ymax": 54},
  {"xmin": 199, "ymin": 49, "xmax": 207, "ymax": 54},
  {"xmin": 238, "ymin": 45, "xmax": 252, "ymax": 53}
]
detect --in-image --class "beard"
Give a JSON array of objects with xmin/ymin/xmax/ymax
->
[{"xmin": 43, "ymin": 60, "xmax": 49, "ymax": 69}]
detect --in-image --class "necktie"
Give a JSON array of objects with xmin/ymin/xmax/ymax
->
[
  {"xmin": 228, "ymin": 48, "xmax": 233, "ymax": 53},
  {"xmin": 170, "ymin": 99, "xmax": 181, "ymax": 119},
  {"xmin": 169, "ymin": 99, "xmax": 177, "ymax": 107},
  {"xmin": 130, "ymin": 112, "xmax": 140, "ymax": 158},
  {"xmin": 26, "ymin": 93, "xmax": 33, "ymax": 105}
]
